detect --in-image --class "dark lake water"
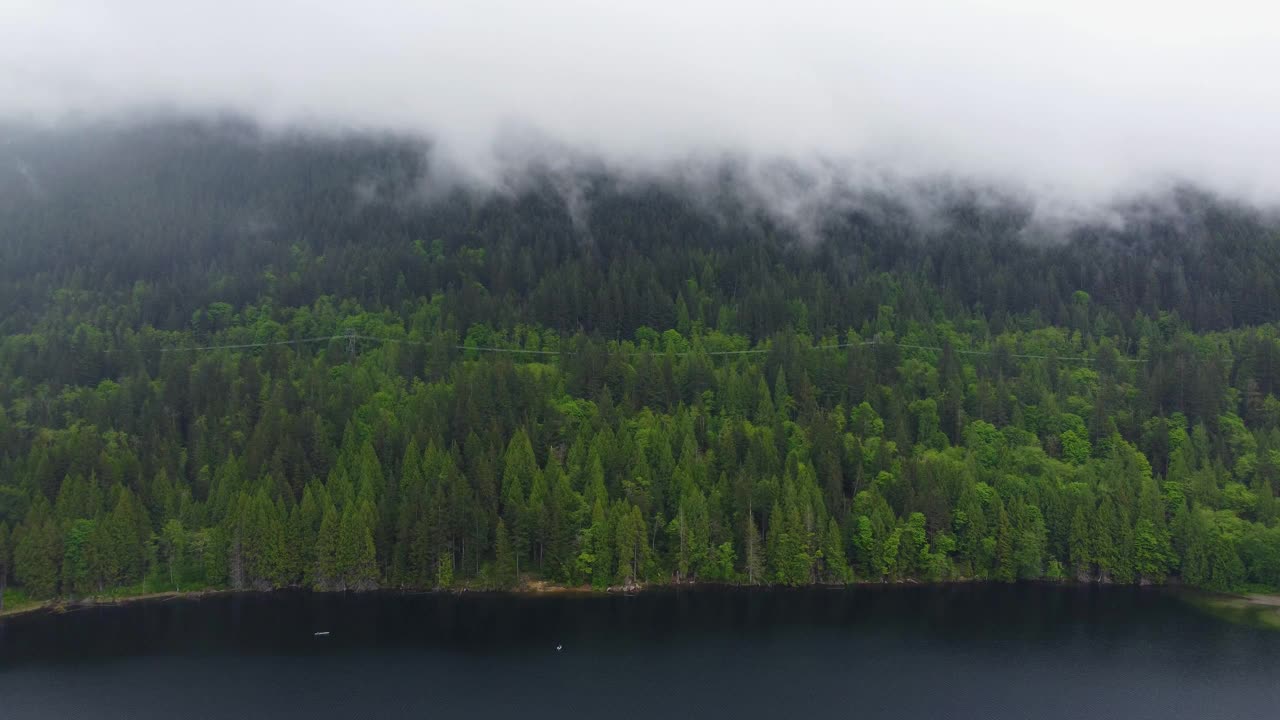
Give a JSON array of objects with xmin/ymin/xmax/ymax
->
[{"xmin": 2, "ymin": 585, "xmax": 1278, "ymax": 719}]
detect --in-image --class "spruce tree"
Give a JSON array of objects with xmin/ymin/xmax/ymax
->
[
  {"xmin": 314, "ymin": 502, "xmax": 340, "ymax": 590},
  {"xmin": 337, "ymin": 501, "xmax": 378, "ymax": 590},
  {"xmin": 614, "ymin": 506, "xmax": 639, "ymax": 586},
  {"xmin": 159, "ymin": 519, "xmax": 187, "ymax": 592},
  {"xmin": 88, "ymin": 517, "xmax": 119, "ymax": 593},
  {"xmin": 1068, "ymin": 505, "xmax": 1092, "ymax": 580},
  {"xmin": 1208, "ymin": 530, "xmax": 1245, "ymax": 592},
  {"xmin": 391, "ymin": 440, "xmax": 424, "ymax": 585},
  {"xmin": 588, "ymin": 499, "xmax": 612, "ymax": 590},
  {"xmin": 14, "ymin": 500, "xmax": 61, "ymax": 599},
  {"xmin": 62, "ymin": 519, "xmax": 97, "ymax": 597},
  {"xmin": 0, "ymin": 522, "xmax": 9, "ymax": 611},
  {"xmin": 1092, "ymin": 499, "xmax": 1118, "ymax": 581},
  {"xmin": 744, "ymin": 513, "xmax": 763, "ymax": 585},
  {"xmin": 436, "ymin": 550, "xmax": 454, "ymax": 589},
  {"xmin": 1179, "ymin": 509, "xmax": 1212, "ymax": 588},
  {"xmin": 820, "ymin": 518, "xmax": 852, "ymax": 583},
  {"xmin": 494, "ymin": 519, "xmax": 517, "ymax": 589},
  {"xmin": 994, "ymin": 507, "xmax": 1015, "ymax": 583},
  {"xmin": 501, "ymin": 430, "xmax": 537, "ymax": 575}
]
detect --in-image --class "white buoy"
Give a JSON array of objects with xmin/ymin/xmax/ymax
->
[{"xmin": 556, "ymin": 644, "xmax": 563, "ymax": 651}]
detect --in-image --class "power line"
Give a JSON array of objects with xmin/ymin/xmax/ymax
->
[
  {"xmin": 890, "ymin": 340, "xmax": 1142, "ymax": 363},
  {"xmin": 101, "ymin": 332, "xmax": 1144, "ymax": 363},
  {"xmin": 103, "ymin": 335, "xmax": 339, "ymax": 353},
  {"xmin": 166, "ymin": 335, "xmax": 339, "ymax": 353}
]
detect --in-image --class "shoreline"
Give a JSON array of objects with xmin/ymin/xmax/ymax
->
[
  {"xmin": 5, "ymin": 581, "xmax": 1279, "ymax": 623},
  {"xmin": 0, "ymin": 578, "xmax": 953, "ymax": 618},
  {"xmin": 1180, "ymin": 590, "xmax": 1280, "ymax": 630},
  {"xmin": 1242, "ymin": 593, "xmax": 1280, "ymax": 607},
  {"xmin": 0, "ymin": 588, "xmax": 241, "ymax": 620}
]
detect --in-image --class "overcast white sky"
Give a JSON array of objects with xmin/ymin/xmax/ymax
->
[{"xmin": 2, "ymin": 0, "xmax": 1278, "ymax": 207}]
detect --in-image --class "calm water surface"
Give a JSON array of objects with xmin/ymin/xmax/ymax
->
[{"xmin": 1, "ymin": 585, "xmax": 1277, "ymax": 719}]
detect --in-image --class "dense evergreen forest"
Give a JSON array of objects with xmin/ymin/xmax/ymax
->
[{"xmin": 2, "ymin": 118, "xmax": 1280, "ymax": 607}]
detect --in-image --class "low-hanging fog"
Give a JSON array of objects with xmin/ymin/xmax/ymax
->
[{"xmin": 2, "ymin": 0, "xmax": 1278, "ymax": 226}]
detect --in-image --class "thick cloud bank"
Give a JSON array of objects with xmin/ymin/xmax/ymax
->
[{"xmin": 3, "ymin": 0, "xmax": 1279, "ymax": 212}]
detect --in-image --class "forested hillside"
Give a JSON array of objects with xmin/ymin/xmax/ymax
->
[{"xmin": 2, "ymin": 119, "xmax": 1280, "ymax": 605}]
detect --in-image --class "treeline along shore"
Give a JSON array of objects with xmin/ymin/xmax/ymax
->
[{"xmin": 2, "ymin": 122, "xmax": 1280, "ymax": 613}]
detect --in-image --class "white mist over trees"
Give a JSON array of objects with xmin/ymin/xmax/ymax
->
[{"xmin": 2, "ymin": 0, "xmax": 1279, "ymax": 212}]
